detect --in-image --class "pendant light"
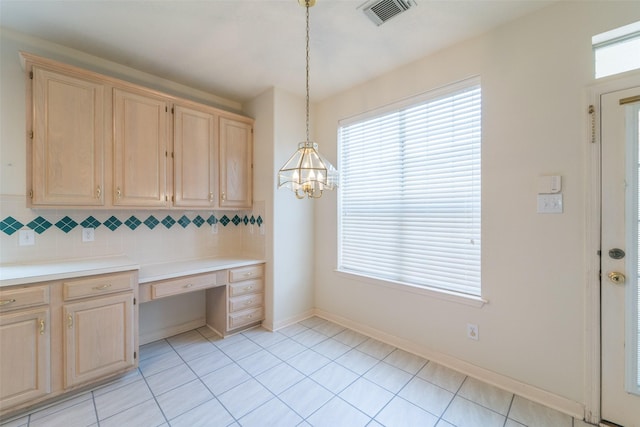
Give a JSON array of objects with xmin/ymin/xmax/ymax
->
[{"xmin": 277, "ymin": 0, "xmax": 338, "ymax": 199}]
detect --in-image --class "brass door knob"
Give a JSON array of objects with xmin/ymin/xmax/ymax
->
[{"xmin": 608, "ymin": 271, "xmax": 626, "ymax": 285}]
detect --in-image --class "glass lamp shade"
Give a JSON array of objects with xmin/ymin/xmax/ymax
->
[{"xmin": 278, "ymin": 141, "xmax": 338, "ymax": 199}]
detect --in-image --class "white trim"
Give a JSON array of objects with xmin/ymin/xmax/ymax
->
[
  {"xmin": 314, "ymin": 309, "xmax": 585, "ymax": 419},
  {"xmin": 585, "ymin": 70, "xmax": 640, "ymax": 424},
  {"xmin": 335, "ymin": 270, "xmax": 487, "ymax": 308},
  {"xmin": 271, "ymin": 308, "xmax": 316, "ymax": 331}
]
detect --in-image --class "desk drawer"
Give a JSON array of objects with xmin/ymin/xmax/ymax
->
[
  {"xmin": 228, "ymin": 307, "xmax": 263, "ymax": 330},
  {"xmin": 229, "ymin": 293, "xmax": 263, "ymax": 313},
  {"xmin": 151, "ymin": 272, "xmax": 218, "ymax": 299},
  {"xmin": 0, "ymin": 286, "xmax": 49, "ymax": 312},
  {"xmin": 63, "ymin": 272, "xmax": 134, "ymax": 301},
  {"xmin": 228, "ymin": 265, "xmax": 264, "ymax": 283},
  {"xmin": 228, "ymin": 279, "xmax": 263, "ymax": 297}
]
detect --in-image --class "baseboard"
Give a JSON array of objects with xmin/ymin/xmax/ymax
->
[
  {"xmin": 139, "ymin": 318, "xmax": 206, "ymax": 345},
  {"xmin": 314, "ymin": 309, "xmax": 585, "ymax": 420},
  {"xmin": 271, "ymin": 309, "xmax": 316, "ymax": 331}
]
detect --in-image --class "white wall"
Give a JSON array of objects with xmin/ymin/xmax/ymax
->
[
  {"xmin": 314, "ymin": 0, "xmax": 640, "ymax": 413},
  {"xmin": 246, "ymin": 88, "xmax": 316, "ymax": 329}
]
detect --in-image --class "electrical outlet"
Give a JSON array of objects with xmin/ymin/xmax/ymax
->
[
  {"xmin": 211, "ymin": 223, "xmax": 218, "ymax": 234},
  {"xmin": 82, "ymin": 228, "xmax": 95, "ymax": 242},
  {"xmin": 467, "ymin": 323, "xmax": 479, "ymax": 341},
  {"xmin": 18, "ymin": 229, "xmax": 35, "ymax": 246}
]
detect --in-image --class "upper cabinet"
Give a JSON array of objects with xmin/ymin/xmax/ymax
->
[
  {"xmin": 22, "ymin": 52, "xmax": 254, "ymax": 210},
  {"xmin": 219, "ymin": 117, "xmax": 253, "ymax": 209},
  {"xmin": 173, "ymin": 103, "xmax": 218, "ymax": 208},
  {"xmin": 30, "ymin": 66, "xmax": 105, "ymax": 206},
  {"xmin": 113, "ymin": 87, "xmax": 169, "ymax": 208}
]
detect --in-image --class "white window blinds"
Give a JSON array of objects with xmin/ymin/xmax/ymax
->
[{"xmin": 338, "ymin": 79, "xmax": 481, "ymax": 296}]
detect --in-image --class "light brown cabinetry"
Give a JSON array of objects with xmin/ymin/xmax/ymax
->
[
  {"xmin": 23, "ymin": 52, "xmax": 253, "ymax": 210},
  {"xmin": 0, "ymin": 286, "xmax": 50, "ymax": 410},
  {"xmin": 206, "ymin": 264, "xmax": 264, "ymax": 336},
  {"xmin": 0, "ymin": 270, "xmax": 138, "ymax": 418},
  {"xmin": 30, "ymin": 66, "xmax": 105, "ymax": 206},
  {"xmin": 62, "ymin": 273, "xmax": 136, "ymax": 388},
  {"xmin": 173, "ymin": 103, "xmax": 218, "ymax": 208},
  {"xmin": 219, "ymin": 117, "xmax": 253, "ymax": 209},
  {"xmin": 113, "ymin": 88, "xmax": 169, "ymax": 207}
]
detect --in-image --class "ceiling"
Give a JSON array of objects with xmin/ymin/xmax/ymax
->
[{"xmin": 0, "ymin": 0, "xmax": 555, "ymax": 103}]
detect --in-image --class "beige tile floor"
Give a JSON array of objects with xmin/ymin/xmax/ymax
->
[{"xmin": 1, "ymin": 317, "xmax": 593, "ymax": 427}]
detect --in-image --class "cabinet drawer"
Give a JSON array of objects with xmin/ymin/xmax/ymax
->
[
  {"xmin": 228, "ymin": 264, "xmax": 264, "ymax": 282},
  {"xmin": 151, "ymin": 272, "xmax": 219, "ymax": 299},
  {"xmin": 228, "ymin": 307, "xmax": 263, "ymax": 330},
  {"xmin": 0, "ymin": 286, "xmax": 49, "ymax": 312},
  {"xmin": 228, "ymin": 279, "xmax": 263, "ymax": 297},
  {"xmin": 63, "ymin": 272, "xmax": 134, "ymax": 301},
  {"xmin": 229, "ymin": 293, "xmax": 263, "ymax": 313}
]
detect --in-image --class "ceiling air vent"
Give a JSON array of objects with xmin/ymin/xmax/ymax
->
[{"xmin": 360, "ymin": 0, "xmax": 416, "ymax": 26}]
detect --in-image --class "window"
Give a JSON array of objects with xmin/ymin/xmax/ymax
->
[
  {"xmin": 593, "ymin": 21, "xmax": 640, "ymax": 79},
  {"xmin": 338, "ymin": 78, "xmax": 481, "ymax": 297}
]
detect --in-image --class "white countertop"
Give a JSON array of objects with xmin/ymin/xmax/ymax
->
[
  {"xmin": 0, "ymin": 256, "xmax": 265, "ymax": 287},
  {"xmin": 138, "ymin": 257, "xmax": 265, "ymax": 283},
  {"xmin": 0, "ymin": 255, "xmax": 140, "ymax": 287}
]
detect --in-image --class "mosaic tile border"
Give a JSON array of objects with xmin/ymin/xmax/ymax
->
[{"xmin": 0, "ymin": 213, "xmax": 263, "ymax": 236}]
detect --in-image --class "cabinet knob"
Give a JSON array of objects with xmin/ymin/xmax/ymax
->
[
  {"xmin": 39, "ymin": 319, "xmax": 45, "ymax": 335},
  {"xmin": 116, "ymin": 187, "xmax": 122, "ymax": 199},
  {"xmin": 67, "ymin": 313, "xmax": 73, "ymax": 328},
  {"xmin": 221, "ymin": 192, "xmax": 226, "ymax": 201},
  {"xmin": 96, "ymin": 185, "xmax": 102, "ymax": 199},
  {"xmin": 209, "ymin": 193, "xmax": 214, "ymax": 203}
]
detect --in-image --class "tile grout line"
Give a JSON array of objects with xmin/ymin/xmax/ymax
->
[{"xmin": 163, "ymin": 331, "xmax": 239, "ymax": 425}]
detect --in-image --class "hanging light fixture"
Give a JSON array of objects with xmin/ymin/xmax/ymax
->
[{"xmin": 277, "ymin": 0, "xmax": 338, "ymax": 199}]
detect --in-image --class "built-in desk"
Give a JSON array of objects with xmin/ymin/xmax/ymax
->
[{"xmin": 138, "ymin": 257, "xmax": 265, "ymax": 337}]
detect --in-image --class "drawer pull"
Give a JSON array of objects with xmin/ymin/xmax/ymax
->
[
  {"xmin": 243, "ymin": 272, "xmax": 253, "ymax": 277},
  {"xmin": 0, "ymin": 299, "xmax": 16, "ymax": 306},
  {"xmin": 39, "ymin": 319, "xmax": 45, "ymax": 335},
  {"xmin": 67, "ymin": 313, "xmax": 73, "ymax": 328},
  {"xmin": 244, "ymin": 286, "xmax": 254, "ymax": 291},
  {"xmin": 93, "ymin": 284, "xmax": 112, "ymax": 291},
  {"xmin": 245, "ymin": 300, "xmax": 253, "ymax": 306},
  {"xmin": 184, "ymin": 284, "xmax": 194, "ymax": 288}
]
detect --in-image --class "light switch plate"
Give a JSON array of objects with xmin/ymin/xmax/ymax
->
[{"xmin": 537, "ymin": 193, "xmax": 563, "ymax": 214}]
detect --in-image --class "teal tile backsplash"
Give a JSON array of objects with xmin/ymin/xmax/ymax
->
[{"xmin": 0, "ymin": 212, "xmax": 263, "ymax": 236}]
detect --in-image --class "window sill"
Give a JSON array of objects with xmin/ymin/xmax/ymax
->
[{"xmin": 334, "ymin": 269, "xmax": 487, "ymax": 308}]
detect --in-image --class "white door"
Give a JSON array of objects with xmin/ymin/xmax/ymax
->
[{"xmin": 601, "ymin": 85, "xmax": 640, "ymax": 426}]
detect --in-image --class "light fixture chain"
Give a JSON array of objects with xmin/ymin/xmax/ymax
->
[{"xmin": 305, "ymin": 0, "xmax": 310, "ymax": 142}]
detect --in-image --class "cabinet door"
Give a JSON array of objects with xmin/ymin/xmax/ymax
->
[
  {"xmin": 31, "ymin": 66, "xmax": 104, "ymax": 206},
  {"xmin": 0, "ymin": 308, "xmax": 50, "ymax": 409},
  {"xmin": 63, "ymin": 293, "xmax": 134, "ymax": 388},
  {"xmin": 173, "ymin": 105, "xmax": 218, "ymax": 207},
  {"xmin": 219, "ymin": 117, "xmax": 253, "ymax": 209},
  {"xmin": 113, "ymin": 88, "xmax": 168, "ymax": 207}
]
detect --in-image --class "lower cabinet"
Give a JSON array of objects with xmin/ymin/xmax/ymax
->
[
  {"xmin": 64, "ymin": 292, "xmax": 135, "ymax": 388},
  {"xmin": 0, "ymin": 270, "xmax": 138, "ymax": 418},
  {"xmin": 206, "ymin": 264, "xmax": 264, "ymax": 336},
  {"xmin": 0, "ymin": 307, "xmax": 50, "ymax": 410}
]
